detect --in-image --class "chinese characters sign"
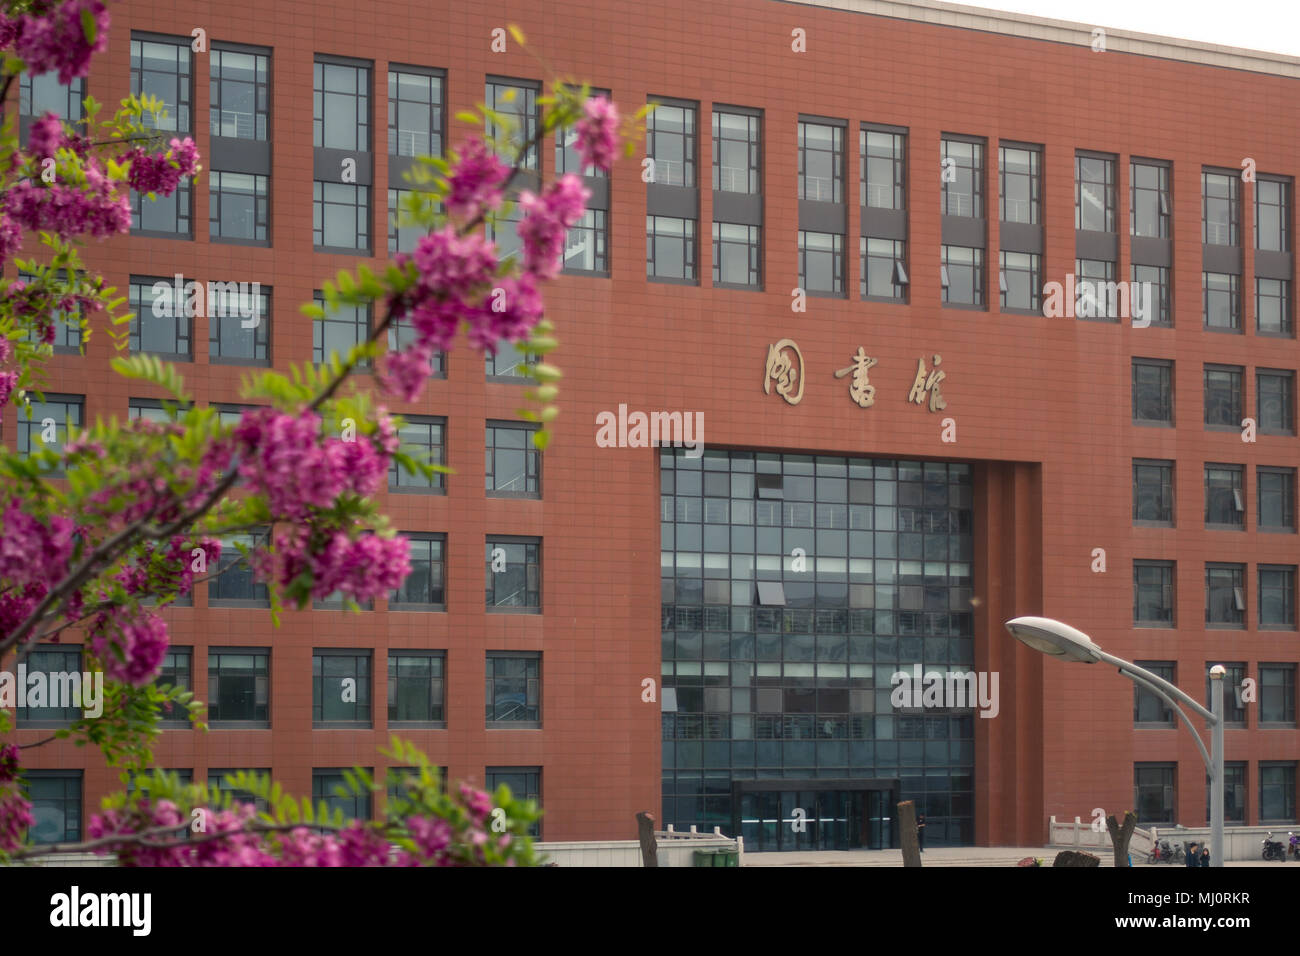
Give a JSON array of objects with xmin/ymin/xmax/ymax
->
[{"xmin": 763, "ymin": 340, "xmax": 949, "ymax": 411}]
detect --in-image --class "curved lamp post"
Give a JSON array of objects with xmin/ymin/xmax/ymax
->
[{"xmin": 1004, "ymin": 616, "xmax": 1224, "ymax": 867}]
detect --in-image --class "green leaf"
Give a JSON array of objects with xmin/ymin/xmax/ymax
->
[{"xmin": 80, "ymin": 7, "xmax": 97, "ymax": 45}]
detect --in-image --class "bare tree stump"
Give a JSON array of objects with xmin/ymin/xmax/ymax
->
[
  {"xmin": 898, "ymin": 800, "xmax": 921, "ymax": 867},
  {"xmin": 636, "ymin": 811, "xmax": 658, "ymax": 868},
  {"xmin": 1053, "ymin": 850, "xmax": 1100, "ymax": 867},
  {"xmin": 1105, "ymin": 811, "xmax": 1138, "ymax": 868}
]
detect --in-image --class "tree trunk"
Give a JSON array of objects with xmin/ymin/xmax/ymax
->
[
  {"xmin": 636, "ymin": 811, "xmax": 658, "ymax": 868},
  {"xmin": 1105, "ymin": 811, "xmax": 1138, "ymax": 868},
  {"xmin": 898, "ymin": 800, "xmax": 921, "ymax": 867}
]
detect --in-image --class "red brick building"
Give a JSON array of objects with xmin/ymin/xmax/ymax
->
[{"xmin": 7, "ymin": 0, "xmax": 1300, "ymax": 849}]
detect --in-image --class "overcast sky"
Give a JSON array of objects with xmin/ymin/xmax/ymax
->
[{"xmin": 943, "ymin": 0, "xmax": 1300, "ymax": 57}]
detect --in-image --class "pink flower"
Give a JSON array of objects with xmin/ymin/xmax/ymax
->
[
  {"xmin": 87, "ymin": 607, "xmax": 169, "ymax": 685},
  {"xmin": 6, "ymin": 0, "xmax": 110, "ymax": 85},
  {"xmin": 380, "ymin": 342, "xmax": 433, "ymax": 402},
  {"xmin": 443, "ymin": 138, "xmax": 509, "ymax": 222},
  {"xmin": 125, "ymin": 138, "xmax": 199, "ymax": 197},
  {"xmin": 26, "ymin": 112, "xmax": 64, "ymax": 161},
  {"xmin": 517, "ymin": 175, "xmax": 589, "ymax": 279},
  {"xmin": 0, "ymin": 791, "xmax": 34, "ymax": 853},
  {"xmin": 575, "ymin": 96, "xmax": 619, "ymax": 173}
]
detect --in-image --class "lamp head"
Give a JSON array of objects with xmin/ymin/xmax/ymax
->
[{"xmin": 1004, "ymin": 616, "xmax": 1103, "ymax": 663}]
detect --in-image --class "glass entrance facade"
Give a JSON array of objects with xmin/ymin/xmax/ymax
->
[{"xmin": 660, "ymin": 449, "xmax": 976, "ymax": 847}]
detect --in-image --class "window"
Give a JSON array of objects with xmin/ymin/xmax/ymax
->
[
  {"xmin": 388, "ymin": 67, "xmax": 443, "ymax": 157},
  {"xmin": 1259, "ymin": 467, "xmax": 1296, "ymax": 531},
  {"xmin": 210, "ymin": 45, "xmax": 269, "ymax": 140},
  {"xmin": 861, "ymin": 128, "xmax": 905, "ymax": 210},
  {"xmin": 484, "ymin": 767, "xmax": 541, "ymax": 837},
  {"xmin": 1203, "ymin": 272, "xmax": 1241, "ymax": 331},
  {"xmin": 485, "ymin": 653, "xmax": 540, "ymax": 726},
  {"xmin": 1261, "ymin": 665, "xmax": 1297, "ymax": 725},
  {"xmin": 1258, "ymin": 369, "xmax": 1295, "ymax": 434},
  {"xmin": 1133, "ymin": 459, "xmax": 1174, "ymax": 525},
  {"xmin": 486, "ymin": 421, "xmax": 541, "ymax": 497},
  {"xmin": 1133, "ymin": 661, "xmax": 1176, "ymax": 726},
  {"xmin": 941, "ymin": 245, "xmax": 983, "ymax": 307},
  {"xmin": 208, "ymin": 282, "xmax": 269, "ymax": 364},
  {"xmin": 999, "ymin": 145, "xmax": 1040, "ymax": 224},
  {"xmin": 486, "ymin": 340, "xmax": 538, "ymax": 380},
  {"xmin": 128, "ymin": 276, "xmax": 192, "ymax": 359},
  {"xmin": 713, "ymin": 110, "xmax": 760, "ymax": 193},
  {"xmin": 1207, "ymin": 762, "xmax": 1247, "ymax": 824},
  {"xmin": 941, "ymin": 138, "xmax": 983, "ymax": 218},
  {"xmin": 313, "ymin": 650, "xmax": 371, "ymax": 726},
  {"xmin": 312, "ymin": 294, "xmax": 370, "ymax": 366},
  {"xmin": 20, "ymin": 72, "xmax": 83, "ymax": 122},
  {"xmin": 129, "ymin": 397, "xmax": 185, "ymax": 424},
  {"xmin": 131, "ymin": 178, "xmax": 191, "ymax": 237},
  {"xmin": 313, "ymin": 181, "xmax": 369, "ymax": 252},
  {"xmin": 210, "ymin": 769, "xmax": 270, "ymax": 812},
  {"xmin": 558, "ymin": 87, "xmax": 611, "ymax": 178},
  {"xmin": 713, "ymin": 223, "xmax": 761, "ymax": 289},
  {"xmin": 1134, "ymin": 560, "xmax": 1174, "ymax": 626},
  {"xmin": 18, "ymin": 270, "xmax": 81, "ymax": 352},
  {"xmin": 564, "ymin": 209, "xmax": 608, "ymax": 275},
  {"xmin": 389, "ymin": 415, "xmax": 444, "ymax": 493},
  {"xmin": 486, "ymin": 205, "xmax": 522, "ymax": 262},
  {"xmin": 390, "ymin": 534, "xmax": 445, "ymax": 609},
  {"xmin": 1075, "ymin": 258, "xmax": 1118, "ymax": 320},
  {"xmin": 312, "ymin": 769, "xmax": 371, "ymax": 821},
  {"xmin": 155, "ymin": 647, "xmax": 191, "ymax": 725},
  {"xmin": 1204, "ymin": 464, "xmax": 1244, "ymax": 528},
  {"xmin": 486, "ymin": 537, "xmax": 541, "ymax": 611},
  {"xmin": 1203, "ymin": 364, "xmax": 1243, "ymax": 428},
  {"xmin": 388, "ymin": 188, "xmax": 424, "ymax": 254},
  {"xmin": 1131, "ymin": 264, "xmax": 1171, "ymax": 328},
  {"xmin": 1256, "ymin": 278, "xmax": 1292, "ymax": 336},
  {"xmin": 131, "ymin": 35, "xmax": 192, "ymax": 132},
  {"xmin": 209, "ymin": 532, "xmax": 269, "ymax": 606},
  {"xmin": 314, "ymin": 59, "xmax": 369, "ymax": 151},
  {"xmin": 999, "ymin": 251, "xmax": 1040, "ymax": 312},
  {"xmin": 486, "ymin": 79, "xmax": 539, "ymax": 170},
  {"xmin": 19, "ymin": 394, "xmax": 82, "ymax": 466},
  {"xmin": 1134, "ymin": 763, "xmax": 1176, "ymax": 825},
  {"xmin": 388, "ymin": 318, "xmax": 445, "ymax": 379},
  {"xmin": 17, "ymin": 645, "xmax": 82, "ymax": 723},
  {"xmin": 798, "ymin": 121, "xmax": 842, "ymax": 203},
  {"xmin": 25, "ymin": 772, "xmax": 81, "ymax": 844},
  {"xmin": 210, "ymin": 171, "xmax": 269, "ymax": 244},
  {"xmin": 861, "ymin": 238, "xmax": 907, "ymax": 301},
  {"xmin": 644, "ymin": 100, "xmax": 696, "ymax": 187},
  {"xmin": 1260, "ymin": 565, "xmax": 1297, "ymax": 629},
  {"xmin": 1202, "ymin": 170, "xmax": 1239, "ymax": 246},
  {"xmin": 388, "ymin": 652, "xmax": 445, "ymax": 724},
  {"xmin": 1131, "ymin": 160, "xmax": 1170, "ymax": 238},
  {"xmin": 1075, "ymin": 153, "xmax": 1115, "ymax": 231},
  {"xmin": 646, "ymin": 216, "xmax": 696, "ymax": 281},
  {"xmin": 207, "ymin": 648, "xmax": 270, "ymax": 725},
  {"xmin": 1256, "ymin": 178, "xmax": 1290, "ymax": 252},
  {"xmin": 1206, "ymin": 663, "xmax": 1247, "ymax": 726},
  {"xmin": 1261, "ymin": 763, "xmax": 1297, "ymax": 822},
  {"xmin": 1205, "ymin": 563, "xmax": 1245, "ymax": 628},
  {"xmin": 798, "ymin": 231, "xmax": 843, "ymax": 296}
]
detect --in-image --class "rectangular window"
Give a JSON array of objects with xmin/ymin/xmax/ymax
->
[
  {"xmin": 313, "ymin": 181, "xmax": 370, "ymax": 253},
  {"xmin": 391, "ymin": 534, "xmax": 445, "ymax": 610},
  {"xmin": 1260, "ymin": 565, "xmax": 1297, "ymax": 629},
  {"xmin": 1133, "ymin": 661, "xmax": 1176, "ymax": 725},
  {"xmin": 386, "ymin": 319, "xmax": 444, "ymax": 377},
  {"xmin": 18, "ymin": 270, "xmax": 81, "ymax": 353},
  {"xmin": 155, "ymin": 647, "xmax": 191, "ymax": 725},
  {"xmin": 388, "ymin": 67, "xmax": 443, "ymax": 157},
  {"xmin": 314, "ymin": 58, "xmax": 369, "ymax": 151},
  {"xmin": 1203, "ymin": 272, "xmax": 1241, "ymax": 331},
  {"xmin": 131, "ymin": 179, "xmax": 191, "ymax": 237},
  {"xmin": 209, "ymin": 532, "xmax": 269, "ymax": 606},
  {"xmin": 312, "ymin": 769, "xmax": 371, "ymax": 821},
  {"xmin": 564, "ymin": 208, "xmax": 608, "ymax": 275},
  {"xmin": 1205, "ymin": 563, "xmax": 1245, "ymax": 628},
  {"xmin": 1131, "ymin": 160, "xmax": 1171, "ymax": 238},
  {"xmin": 210, "ymin": 171, "xmax": 269, "ymax": 244},
  {"xmin": 20, "ymin": 72, "xmax": 84, "ymax": 122},
  {"xmin": 387, "ymin": 188, "xmax": 424, "ymax": 254},
  {"xmin": 210, "ymin": 768, "xmax": 270, "ymax": 812},
  {"xmin": 861, "ymin": 128, "xmax": 905, "ymax": 210},
  {"xmin": 486, "ymin": 537, "xmax": 541, "ymax": 612},
  {"xmin": 388, "ymin": 652, "xmax": 445, "ymax": 724},
  {"xmin": 1076, "ymin": 153, "xmax": 1115, "ymax": 231},
  {"xmin": 210, "ymin": 45, "xmax": 269, "ymax": 140},
  {"xmin": 1133, "ymin": 459, "xmax": 1174, "ymax": 525},
  {"xmin": 1204, "ymin": 364, "xmax": 1243, "ymax": 428},
  {"xmin": 999, "ymin": 250, "xmax": 1040, "ymax": 312},
  {"xmin": 713, "ymin": 222, "xmax": 761, "ymax": 289},
  {"xmin": 941, "ymin": 245, "xmax": 984, "ymax": 307},
  {"xmin": 313, "ymin": 650, "xmax": 371, "ymax": 726},
  {"xmin": 558, "ymin": 87, "xmax": 611, "ymax": 178},
  {"xmin": 1075, "ymin": 258, "xmax": 1118, "ymax": 320},
  {"xmin": 1259, "ymin": 467, "xmax": 1297, "ymax": 531},
  {"xmin": 1204, "ymin": 463, "xmax": 1245, "ymax": 528},
  {"xmin": 19, "ymin": 394, "xmax": 82, "ymax": 466},
  {"xmin": 312, "ymin": 294, "xmax": 370, "ymax": 366},
  {"xmin": 647, "ymin": 216, "xmax": 696, "ymax": 281},
  {"xmin": 484, "ymin": 767, "xmax": 540, "ymax": 837},
  {"xmin": 798, "ymin": 231, "xmax": 843, "ymax": 296},
  {"xmin": 486, "ymin": 340, "xmax": 538, "ymax": 380},
  {"xmin": 1261, "ymin": 665, "xmax": 1297, "ymax": 725},
  {"xmin": 1207, "ymin": 762, "xmax": 1247, "ymax": 824},
  {"xmin": 861, "ymin": 237, "xmax": 907, "ymax": 301},
  {"xmin": 388, "ymin": 415, "xmax": 444, "ymax": 493},
  {"xmin": 208, "ymin": 282, "xmax": 269, "ymax": 364},
  {"xmin": 486, "ymin": 205, "xmax": 522, "ymax": 263},
  {"xmin": 1256, "ymin": 178, "xmax": 1290, "ymax": 252},
  {"xmin": 207, "ymin": 648, "xmax": 270, "ymax": 725},
  {"xmin": 1256, "ymin": 278, "xmax": 1292, "ymax": 336},
  {"xmin": 17, "ymin": 645, "xmax": 81, "ymax": 723},
  {"xmin": 798, "ymin": 121, "xmax": 842, "ymax": 203},
  {"xmin": 941, "ymin": 138, "xmax": 983, "ymax": 218},
  {"xmin": 129, "ymin": 276, "xmax": 192, "ymax": 359},
  {"xmin": 1206, "ymin": 663, "xmax": 1248, "ymax": 726},
  {"xmin": 1202, "ymin": 170, "xmax": 1239, "ymax": 246},
  {"xmin": 25, "ymin": 771, "xmax": 81, "ymax": 844},
  {"xmin": 1131, "ymin": 264, "xmax": 1171, "ymax": 328},
  {"xmin": 1134, "ymin": 763, "xmax": 1176, "ymax": 825},
  {"xmin": 129, "ymin": 397, "xmax": 186, "ymax": 424},
  {"xmin": 486, "ymin": 653, "xmax": 541, "ymax": 726},
  {"xmin": 131, "ymin": 34, "xmax": 192, "ymax": 132},
  {"xmin": 1258, "ymin": 369, "xmax": 1295, "ymax": 434},
  {"xmin": 485, "ymin": 421, "xmax": 541, "ymax": 497},
  {"xmin": 486, "ymin": 79, "xmax": 539, "ymax": 170},
  {"xmin": 1134, "ymin": 560, "xmax": 1175, "ymax": 626},
  {"xmin": 713, "ymin": 109, "xmax": 760, "ymax": 194},
  {"xmin": 1261, "ymin": 763, "xmax": 1297, "ymax": 822},
  {"xmin": 999, "ymin": 144, "xmax": 1040, "ymax": 224}
]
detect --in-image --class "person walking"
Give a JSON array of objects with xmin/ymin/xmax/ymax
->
[
  {"xmin": 916, "ymin": 814, "xmax": 926, "ymax": 852},
  {"xmin": 1200, "ymin": 846, "xmax": 1210, "ymax": 867},
  {"xmin": 1185, "ymin": 842, "xmax": 1199, "ymax": 866}
]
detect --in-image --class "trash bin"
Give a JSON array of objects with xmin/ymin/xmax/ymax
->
[
  {"xmin": 693, "ymin": 849, "xmax": 715, "ymax": 867},
  {"xmin": 718, "ymin": 847, "xmax": 740, "ymax": 867}
]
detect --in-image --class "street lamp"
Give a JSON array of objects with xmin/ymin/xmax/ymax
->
[{"xmin": 1004, "ymin": 616, "xmax": 1225, "ymax": 867}]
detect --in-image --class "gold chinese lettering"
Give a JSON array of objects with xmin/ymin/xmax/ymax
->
[
  {"xmin": 907, "ymin": 354, "xmax": 946, "ymax": 412},
  {"xmin": 764, "ymin": 338, "xmax": 804, "ymax": 406},
  {"xmin": 833, "ymin": 347, "xmax": 878, "ymax": 408}
]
